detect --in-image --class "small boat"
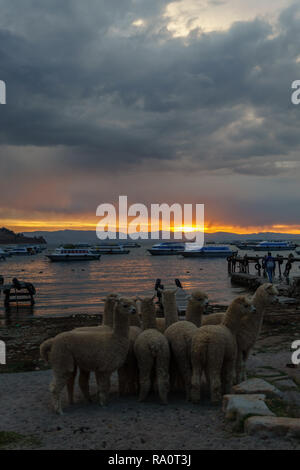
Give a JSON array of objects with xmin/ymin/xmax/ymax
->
[
  {"xmin": 91, "ymin": 243, "xmax": 130, "ymax": 254},
  {"xmin": 235, "ymin": 242, "xmax": 259, "ymax": 250},
  {"xmin": 0, "ymin": 248, "xmax": 6, "ymax": 260},
  {"xmin": 251, "ymin": 241, "xmax": 297, "ymax": 252},
  {"xmin": 46, "ymin": 247, "xmax": 101, "ymax": 262},
  {"xmin": 120, "ymin": 242, "xmax": 141, "ymax": 248},
  {"xmin": 181, "ymin": 245, "xmax": 237, "ymax": 258},
  {"xmin": 147, "ymin": 242, "xmax": 186, "ymax": 256},
  {"xmin": 6, "ymin": 246, "xmax": 33, "ymax": 256}
]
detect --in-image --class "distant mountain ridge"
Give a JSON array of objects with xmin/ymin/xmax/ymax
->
[
  {"xmin": 0, "ymin": 227, "xmax": 46, "ymax": 245},
  {"xmin": 22, "ymin": 229, "xmax": 300, "ymax": 245}
]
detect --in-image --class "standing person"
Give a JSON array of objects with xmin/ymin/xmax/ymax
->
[{"xmin": 265, "ymin": 252, "xmax": 275, "ymax": 283}]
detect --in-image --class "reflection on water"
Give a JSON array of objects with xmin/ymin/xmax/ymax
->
[{"xmin": 0, "ymin": 244, "xmax": 298, "ymax": 320}]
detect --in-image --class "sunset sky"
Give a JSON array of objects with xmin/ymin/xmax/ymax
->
[{"xmin": 0, "ymin": 0, "xmax": 300, "ymax": 234}]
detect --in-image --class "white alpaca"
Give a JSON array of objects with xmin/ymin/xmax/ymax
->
[
  {"xmin": 41, "ymin": 298, "xmax": 136, "ymax": 414},
  {"xmin": 201, "ymin": 283, "xmax": 278, "ymax": 383},
  {"xmin": 190, "ymin": 296, "xmax": 256, "ymax": 404},
  {"xmin": 155, "ymin": 288, "xmax": 178, "ymax": 333},
  {"xmin": 164, "ymin": 290, "xmax": 208, "ymax": 400},
  {"xmin": 134, "ymin": 296, "xmax": 170, "ymax": 404}
]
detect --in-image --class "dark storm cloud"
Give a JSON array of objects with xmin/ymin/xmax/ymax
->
[
  {"xmin": 0, "ymin": 0, "xmax": 300, "ymax": 227},
  {"xmin": 0, "ymin": 1, "xmax": 299, "ymax": 175}
]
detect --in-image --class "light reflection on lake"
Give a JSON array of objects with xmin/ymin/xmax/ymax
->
[{"xmin": 0, "ymin": 243, "xmax": 298, "ymax": 320}]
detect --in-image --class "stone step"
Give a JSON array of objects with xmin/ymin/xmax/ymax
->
[
  {"xmin": 232, "ymin": 378, "xmax": 283, "ymax": 398},
  {"xmin": 245, "ymin": 416, "xmax": 300, "ymax": 438},
  {"xmin": 223, "ymin": 394, "xmax": 274, "ymax": 430}
]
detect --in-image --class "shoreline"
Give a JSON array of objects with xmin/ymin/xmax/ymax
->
[{"xmin": 1, "ymin": 302, "xmax": 300, "ymax": 374}]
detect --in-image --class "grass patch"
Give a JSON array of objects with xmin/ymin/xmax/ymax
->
[{"xmin": 0, "ymin": 431, "xmax": 42, "ymax": 449}]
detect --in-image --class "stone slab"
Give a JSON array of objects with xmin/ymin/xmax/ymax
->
[
  {"xmin": 232, "ymin": 378, "xmax": 282, "ymax": 398},
  {"xmin": 245, "ymin": 416, "xmax": 300, "ymax": 438}
]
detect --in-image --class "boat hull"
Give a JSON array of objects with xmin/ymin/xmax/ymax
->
[
  {"xmin": 46, "ymin": 254, "xmax": 101, "ymax": 262},
  {"xmin": 181, "ymin": 252, "xmax": 234, "ymax": 258},
  {"xmin": 91, "ymin": 249, "xmax": 130, "ymax": 255},
  {"xmin": 147, "ymin": 249, "xmax": 184, "ymax": 256},
  {"xmin": 252, "ymin": 246, "xmax": 296, "ymax": 251}
]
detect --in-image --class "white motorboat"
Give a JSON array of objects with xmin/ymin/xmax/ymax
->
[
  {"xmin": 181, "ymin": 244, "xmax": 237, "ymax": 258},
  {"xmin": 147, "ymin": 242, "xmax": 186, "ymax": 256},
  {"xmin": 91, "ymin": 243, "xmax": 130, "ymax": 254},
  {"xmin": 46, "ymin": 246, "xmax": 101, "ymax": 262}
]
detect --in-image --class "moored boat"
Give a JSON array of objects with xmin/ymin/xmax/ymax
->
[
  {"xmin": 147, "ymin": 242, "xmax": 186, "ymax": 256},
  {"xmin": 91, "ymin": 243, "xmax": 130, "ymax": 254},
  {"xmin": 46, "ymin": 247, "xmax": 101, "ymax": 262},
  {"xmin": 181, "ymin": 244, "xmax": 237, "ymax": 258},
  {"xmin": 251, "ymin": 241, "xmax": 296, "ymax": 251},
  {"xmin": 120, "ymin": 241, "xmax": 141, "ymax": 248},
  {"xmin": 6, "ymin": 246, "xmax": 33, "ymax": 256}
]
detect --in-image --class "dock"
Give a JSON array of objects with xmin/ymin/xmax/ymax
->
[
  {"xmin": 227, "ymin": 254, "xmax": 300, "ymax": 299},
  {"xmin": 227, "ymin": 254, "xmax": 300, "ymax": 279},
  {"xmin": 1, "ymin": 278, "xmax": 36, "ymax": 307}
]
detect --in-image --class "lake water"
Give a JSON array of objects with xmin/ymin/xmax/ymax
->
[{"xmin": 0, "ymin": 242, "xmax": 299, "ymax": 321}]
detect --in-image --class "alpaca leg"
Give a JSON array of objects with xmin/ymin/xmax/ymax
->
[
  {"xmin": 190, "ymin": 367, "xmax": 202, "ymax": 404},
  {"xmin": 209, "ymin": 369, "xmax": 222, "ymax": 404},
  {"xmin": 207, "ymin": 346, "xmax": 223, "ymax": 404},
  {"xmin": 95, "ymin": 371, "xmax": 111, "ymax": 406},
  {"xmin": 118, "ymin": 366, "xmax": 128, "ymax": 396},
  {"xmin": 137, "ymin": 360, "xmax": 153, "ymax": 402},
  {"xmin": 176, "ymin": 355, "xmax": 192, "ymax": 401},
  {"xmin": 66, "ymin": 366, "xmax": 77, "ymax": 404},
  {"xmin": 127, "ymin": 363, "xmax": 139, "ymax": 395},
  {"xmin": 235, "ymin": 349, "xmax": 244, "ymax": 384},
  {"xmin": 50, "ymin": 374, "xmax": 67, "ymax": 415},
  {"xmin": 241, "ymin": 360, "xmax": 247, "ymax": 381},
  {"xmin": 169, "ymin": 356, "xmax": 180, "ymax": 392},
  {"xmin": 190, "ymin": 343, "xmax": 204, "ymax": 403},
  {"xmin": 79, "ymin": 369, "xmax": 92, "ymax": 402},
  {"xmin": 222, "ymin": 359, "xmax": 235, "ymax": 395},
  {"xmin": 156, "ymin": 356, "xmax": 170, "ymax": 405}
]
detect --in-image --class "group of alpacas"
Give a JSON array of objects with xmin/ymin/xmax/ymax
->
[{"xmin": 40, "ymin": 283, "xmax": 278, "ymax": 414}]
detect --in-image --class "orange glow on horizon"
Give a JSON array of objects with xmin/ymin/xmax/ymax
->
[{"xmin": 2, "ymin": 217, "xmax": 300, "ymax": 236}]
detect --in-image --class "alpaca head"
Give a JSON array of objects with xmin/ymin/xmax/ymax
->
[
  {"xmin": 160, "ymin": 288, "xmax": 177, "ymax": 308},
  {"xmin": 256, "ymin": 283, "xmax": 279, "ymax": 305},
  {"xmin": 224, "ymin": 295, "xmax": 256, "ymax": 330},
  {"xmin": 189, "ymin": 289, "xmax": 209, "ymax": 312},
  {"xmin": 138, "ymin": 295, "xmax": 156, "ymax": 312},
  {"xmin": 104, "ymin": 292, "xmax": 119, "ymax": 309},
  {"xmin": 232, "ymin": 295, "xmax": 256, "ymax": 316},
  {"xmin": 115, "ymin": 297, "xmax": 137, "ymax": 317}
]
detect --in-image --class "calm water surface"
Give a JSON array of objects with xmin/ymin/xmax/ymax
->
[{"xmin": 0, "ymin": 242, "xmax": 299, "ymax": 320}]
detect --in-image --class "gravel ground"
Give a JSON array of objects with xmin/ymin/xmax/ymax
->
[
  {"xmin": 0, "ymin": 307, "xmax": 299, "ymax": 450},
  {"xmin": 0, "ymin": 351, "xmax": 299, "ymax": 450}
]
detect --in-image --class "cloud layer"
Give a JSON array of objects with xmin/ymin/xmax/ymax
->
[{"xmin": 0, "ymin": 0, "xmax": 300, "ymax": 230}]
